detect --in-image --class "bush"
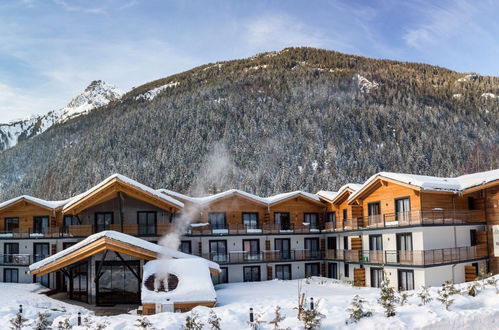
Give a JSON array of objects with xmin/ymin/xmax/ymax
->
[
  {"xmin": 269, "ymin": 306, "xmax": 289, "ymax": 330},
  {"xmin": 182, "ymin": 312, "xmax": 204, "ymax": 330},
  {"xmin": 33, "ymin": 311, "xmax": 51, "ymax": 330},
  {"xmin": 437, "ymin": 281, "xmax": 458, "ymax": 311},
  {"xmin": 346, "ymin": 295, "xmax": 372, "ymax": 324},
  {"xmin": 207, "ymin": 310, "xmax": 221, "ymax": 330},
  {"xmin": 378, "ymin": 278, "xmax": 399, "ymax": 317},
  {"xmin": 9, "ymin": 312, "xmax": 29, "ymax": 330},
  {"xmin": 134, "ymin": 317, "xmax": 155, "ymax": 330},
  {"xmin": 417, "ymin": 286, "xmax": 433, "ymax": 305},
  {"xmin": 302, "ymin": 300, "xmax": 325, "ymax": 330}
]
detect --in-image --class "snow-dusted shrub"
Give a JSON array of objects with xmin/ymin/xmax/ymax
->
[
  {"xmin": 437, "ymin": 281, "xmax": 458, "ymax": 310},
  {"xmin": 486, "ymin": 276, "xmax": 498, "ymax": 293},
  {"xmin": 295, "ymin": 280, "xmax": 306, "ymax": 320},
  {"xmin": 269, "ymin": 306, "xmax": 289, "ymax": 330},
  {"xmin": 247, "ymin": 312, "xmax": 265, "ymax": 330},
  {"xmin": 134, "ymin": 317, "xmax": 155, "ymax": 330},
  {"xmin": 346, "ymin": 295, "xmax": 372, "ymax": 324},
  {"xmin": 378, "ymin": 278, "xmax": 399, "ymax": 317},
  {"xmin": 9, "ymin": 312, "xmax": 30, "ymax": 330},
  {"xmin": 467, "ymin": 282, "xmax": 480, "ymax": 297},
  {"xmin": 182, "ymin": 312, "xmax": 204, "ymax": 330},
  {"xmin": 33, "ymin": 311, "xmax": 51, "ymax": 330},
  {"xmin": 301, "ymin": 300, "xmax": 325, "ymax": 330},
  {"xmin": 417, "ymin": 286, "xmax": 433, "ymax": 305},
  {"xmin": 208, "ymin": 310, "xmax": 221, "ymax": 330},
  {"xmin": 399, "ymin": 290, "xmax": 410, "ymax": 306},
  {"xmin": 57, "ymin": 316, "xmax": 73, "ymax": 330}
]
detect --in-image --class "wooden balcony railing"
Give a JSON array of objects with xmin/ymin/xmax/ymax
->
[
  {"xmin": 323, "ymin": 209, "xmax": 485, "ymax": 232},
  {"xmin": 324, "ymin": 245, "xmax": 487, "ymax": 266}
]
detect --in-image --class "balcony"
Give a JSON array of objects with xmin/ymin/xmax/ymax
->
[
  {"xmin": 324, "ymin": 209, "xmax": 485, "ymax": 232},
  {"xmin": 324, "ymin": 245, "xmax": 487, "ymax": 266},
  {"xmin": 0, "ymin": 254, "xmax": 32, "ymax": 266},
  {"xmin": 0, "ymin": 227, "xmax": 63, "ymax": 239},
  {"xmin": 188, "ymin": 223, "xmax": 322, "ymax": 236},
  {"xmin": 201, "ymin": 249, "xmax": 323, "ymax": 264}
]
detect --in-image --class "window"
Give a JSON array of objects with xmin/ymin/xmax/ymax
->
[
  {"xmin": 274, "ymin": 212, "xmax": 291, "ymax": 230},
  {"xmin": 370, "ymin": 268, "xmax": 384, "ymax": 288},
  {"xmin": 242, "ymin": 213, "xmax": 259, "ymax": 228},
  {"xmin": 398, "ymin": 270, "xmax": 414, "ymax": 291},
  {"xmin": 305, "ymin": 238, "xmax": 320, "ymax": 258},
  {"xmin": 305, "ymin": 263, "xmax": 320, "ymax": 277},
  {"xmin": 95, "ymin": 212, "xmax": 113, "ymax": 232},
  {"xmin": 208, "ymin": 213, "xmax": 226, "ymax": 230},
  {"xmin": 344, "ymin": 263, "xmax": 349, "ymax": 277},
  {"xmin": 4, "ymin": 268, "xmax": 18, "ymax": 283},
  {"xmin": 275, "ymin": 238, "xmax": 291, "ymax": 259},
  {"xmin": 329, "ymin": 263, "xmax": 338, "ymax": 279},
  {"xmin": 243, "ymin": 240, "xmax": 260, "ymax": 260},
  {"xmin": 4, "ymin": 243, "xmax": 19, "ymax": 264},
  {"xmin": 342, "ymin": 209, "xmax": 348, "ymax": 221},
  {"xmin": 326, "ymin": 212, "xmax": 336, "ymax": 229},
  {"xmin": 63, "ymin": 215, "xmax": 79, "ymax": 228},
  {"xmin": 209, "ymin": 240, "xmax": 227, "ymax": 263},
  {"xmin": 470, "ymin": 229, "xmax": 477, "ymax": 246},
  {"xmin": 137, "ymin": 212, "xmax": 157, "ymax": 235},
  {"xmin": 397, "ymin": 233, "xmax": 413, "ymax": 251},
  {"xmin": 327, "ymin": 237, "xmax": 337, "ymax": 250},
  {"xmin": 33, "ymin": 216, "xmax": 49, "ymax": 234},
  {"xmin": 179, "ymin": 241, "xmax": 192, "ymax": 254},
  {"xmin": 35, "ymin": 274, "xmax": 50, "ymax": 287},
  {"xmin": 63, "ymin": 242, "xmax": 76, "ymax": 250},
  {"xmin": 369, "ymin": 235, "xmax": 383, "ymax": 250},
  {"xmin": 468, "ymin": 197, "xmax": 475, "ymax": 210},
  {"xmin": 368, "ymin": 202, "xmax": 381, "ymax": 216},
  {"xmin": 395, "ymin": 197, "xmax": 411, "ymax": 222},
  {"xmin": 343, "ymin": 236, "xmax": 348, "ymax": 249},
  {"xmin": 4, "ymin": 217, "xmax": 19, "ymax": 233},
  {"xmin": 304, "ymin": 213, "xmax": 319, "ymax": 229},
  {"xmin": 33, "ymin": 243, "xmax": 50, "ymax": 263},
  {"xmin": 275, "ymin": 264, "xmax": 291, "ymax": 280},
  {"xmin": 243, "ymin": 266, "xmax": 261, "ymax": 282},
  {"xmin": 212, "ymin": 267, "xmax": 228, "ymax": 284}
]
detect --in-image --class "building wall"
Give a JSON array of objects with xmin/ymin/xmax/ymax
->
[
  {"xmin": 197, "ymin": 196, "xmax": 267, "ymax": 226},
  {"xmin": 360, "ymin": 182, "xmax": 421, "ymax": 216}
]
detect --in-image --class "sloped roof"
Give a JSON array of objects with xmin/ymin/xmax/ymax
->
[
  {"xmin": 159, "ymin": 188, "xmax": 268, "ymax": 206},
  {"xmin": 326, "ymin": 183, "xmax": 362, "ymax": 204},
  {"xmin": 0, "ymin": 195, "xmax": 71, "ymax": 212},
  {"xmin": 63, "ymin": 174, "xmax": 184, "ymax": 212},
  {"xmin": 29, "ymin": 230, "xmax": 220, "ymax": 275},
  {"xmin": 348, "ymin": 169, "xmax": 499, "ymax": 203},
  {"xmin": 265, "ymin": 190, "xmax": 322, "ymax": 205},
  {"xmin": 316, "ymin": 190, "xmax": 339, "ymax": 202}
]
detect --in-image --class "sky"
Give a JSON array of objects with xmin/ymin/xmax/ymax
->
[{"xmin": 1, "ymin": 0, "xmax": 498, "ymax": 122}]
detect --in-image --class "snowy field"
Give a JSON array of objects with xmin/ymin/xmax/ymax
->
[{"xmin": 2, "ymin": 277, "xmax": 499, "ymax": 329}]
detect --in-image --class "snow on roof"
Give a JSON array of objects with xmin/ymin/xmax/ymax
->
[
  {"xmin": 29, "ymin": 230, "xmax": 220, "ymax": 273},
  {"xmin": 0, "ymin": 195, "xmax": 71, "ymax": 210},
  {"xmin": 348, "ymin": 169, "xmax": 499, "ymax": 202},
  {"xmin": 316, "ymin": 190, "xmax": 339, "ymax": 201},
  {"xmin": 265, "ymin": 191, "xmax": 321, "ymax": 204},
  {"xmin": 141, "ymin": 259, "xmax": 216, "ymax": 304},
  {"xmin": 159, "ymin": 188, "xmax": 267, "ymax": 205},
  {"xmin": 63, "ymin": 174, "xmax": 184, "ymax": 210},
  {"xmin": 157, "ymin": 189, "xmax": 197, "ymax": 204}
]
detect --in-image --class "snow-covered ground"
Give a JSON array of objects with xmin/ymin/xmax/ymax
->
[{"xmin": 2, "ymin": 277, "xmax": 499, "ymax": 329}]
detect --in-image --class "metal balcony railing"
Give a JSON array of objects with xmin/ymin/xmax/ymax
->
[{"xmin": 201, "ymin": 249, "xmax": 323, "ymax": 264}]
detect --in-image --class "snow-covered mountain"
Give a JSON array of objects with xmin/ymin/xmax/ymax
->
[{"xmin": 0, "ymin": 80, "xmax": 122, "ymax": 152}]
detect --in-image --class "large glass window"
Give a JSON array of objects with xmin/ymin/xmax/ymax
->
[
  {"xmin": 344, "ymin": 263, "xmax": 350, "ymax": 277},
  {"xmin": 33, "ymin": 243, "xmax": 50, "ymax": 263},
  {"xmin": 326, "ymin": 212, "xmax": 336, "ymax": 229},
  {"xmin": 274, "ymin": 212, "xmax": 291, "ymax": 230},
  {"xmin": 33, "ymin": 216, "xmax": 49, "ymax": 234},
  {"xmin": 70, "ymin": 262, "xmax": 88, "ymax": 303},
  {"xmin": 398, "ymin": 269, "xmax": 414, "ymax": 291},
  {"xmin": 304, "ymin": 213, "xmax": 319, "ymax": 229},
  {"xmin": 305, "ymin": 263, "xmax": 320, "ymax": 277},
  {"xmin": 208, "ymin": 213, "xmax": 226, "ymax": 230},
  {"xmin": 4, "ymin": 268, "xmax": 18, "ymax": 283},
  {"xmin": 275, "ymin": 264, "xmax": 291, "ymax": 280},
  {"xmin": 368, "ymin": 202, "xmax": 381, "ymax": 225},
  {"xmin": 397, "ymin": 233, "xmax": 413, "ymax": 264},
  {"xmin": 4, "ymin": 243, "xmax": 19, "ymax": 264},
  {"xmin": 275, "ymin": 238, "xmax": 291, "ymax": 260},
  {"xmin": 242, "ymin": 213, "xmax": 259, "ymax": 228},
  {"xmin": 470, "ymin": 229, "xmax": 477, "ymax": 246},
  {"xmin": 369, "ymin": 235, "xmax": 383, "ymax": 250},
  {"xmin": 342, "ymin": 209, "xmax": 348, "ymax": 221},
  {"xmin": 63, "ymin": 215, "xmax": 79, "ymax": 228},
  {"xmin": 96, "ymin": 260, "xmax": 140, "ymax": 305},
  {"xmin": 137, "ymin": 212, "xmax": 157, "ymax": 235},
  {"xmin": 329, "ymin": 263, "xmax": 338, "ymax": 279},
  {"xmin": 209, "ymin": 240, "xmax": 227, "ymax": 263},
  {"xmin": 371, "ymin": 268, "xmax": 384, "ymax": 288},
  {"xmin": 95, "ymin": 212, "xmax": 113, "ymax": 232},
  {"xmin": 395, "ymin": 197, "xmax": 411, "ymax": 222},
  {"xmin": 179, "ymin": 241, "xmax": 192, "ymax": 254},
  {"xmin": 305, "ymin": 238, "xmax": 320, "ymax": 258},
  {"xmin": 243, "ymin": 266, "xmax": 261, "ymax": 282},
  {"xmin": 35, "ymin": 274, "xmax": 50, "ymax": 287},
  {"xmin": 243, "ymin": 239, "xmax": 260, "ymax": 261},
  {"xmin": 4, "ymin": 217, "xmax": 19, "ymax": 233},
  {"xmin": 327, "ymin": 237, "xmax": 337, "ymax": 250},
  {"xmin": 212, "ymin": 267, "xmax": 228, "ymax": 284}
]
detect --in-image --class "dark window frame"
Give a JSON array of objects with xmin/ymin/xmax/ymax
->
[
  {"xmin": 395, "ymin": 196, "xmax": 411, "ymax": 221},
  {"xmin": 179, "ymin": 240, "xmax": 192, "ymax": 254},
  {"xmin": 94, "ymin": 212, "xmax": 114, "ymax": 232},
  {"xmin": 33, "ymin": 242, "xmax": 50, "ymax": 263},
  {"xmin": 396, "ymin": 233, "xmax": 413, "ymax": 251},
  {"xmin": 3, "ymin": 268, "xmax": 18, "ymax": 283},
  {"xmin": 370, "ymin": 267, "xmax": 384, "ymax": 288},
  {"xmin": 304, "ymin": 213, "xmax": 319, "ymax": 229},
  {"xmin": 369, "ymin": 234, "xmax": 383, "ymax": 250},
  {"xmin": 470, "ymin": 229, "xmax": 477, "ymax": 246},
  {"xmin": 4, "ymin": 217, "xmax": 19, "ymax": 233},
  {"xmin": 342, "ymin": 209, "xmax": 348, "ymax": 221},
  {"xmin": 243, "ymin": 266, "xmax": 261, "ymax": 282},
  {"xmin": 329, "ymin": 262, "xmax": 338, "ymax": 279},
  {"xmin": 275, "ymin": 264, "xmax": 292, "ymax": 280},
  {"xmin": 367, "ymin": 201, "xmax": 381, "ymax": 216},
  {"xmin": 4, "ymin": 243, "xmax": 19, "ymax": 264},
  {"xmin": 274, "ymin": 212, "xmax": 291, "ymax": 230},
  {"xmin": 398, "ymin": 269, "xmax": 414, "ymax": 291},
  {"xmin": 242, "ymin": 212, "xmax": 259, "ymax": 227},
  {"xmin": 242, "ymin": 239, "xmax": 260, "ymax": 254},
  {"xmin": 208, "ymin": 212, "xmax": 227, "ymax": 230},
  {"xmin": 344, "ymin": 263, "xmax": 350, "ymax": 277},
  {"xmin": 137, "ymin": 211, "xmax": 157, "ymax": 235},
  {"xmin": 275, "ymin": 238, "xmax": 291, "ymax": 259},
  {"xmin": 304, "ymin": 262, "xmax": 321, "ymax": 277},
  {"xmin": 33, "ymin": 216, "xmax": 50, "ymax": 234}
]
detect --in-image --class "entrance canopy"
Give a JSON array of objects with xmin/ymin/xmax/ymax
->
[{"xmin": 29, "ymin": 231, "xmax": 220, "ymax": 276}]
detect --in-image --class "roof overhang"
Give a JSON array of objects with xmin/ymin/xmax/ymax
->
[
  {"xmin": 0, "ymin": 196, "xmax": 56, "ymax": 213},
  {"xmin": 64, "ymin": 177, "xmax": 183, "ymax": 215},
  {"xmin": 268, "ymin": 193, "xmax": 325, "ymax": 207},
  {"xmin": 347, "ymin": 175, "xmax": 422, "ymax": 205}
]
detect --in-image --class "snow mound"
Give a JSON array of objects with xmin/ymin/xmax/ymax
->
[
  {"xmin": 135, "ymin": 81, "xmax": 180, "ymax": 101},
  {"xmin": 356, "ymin": 74, "xmax": 379, "ymax": 93}
]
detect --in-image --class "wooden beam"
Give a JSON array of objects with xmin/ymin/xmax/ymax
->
[{"xmin": 114, "ymin": 251, "xmax": 141, "ymax": 282}]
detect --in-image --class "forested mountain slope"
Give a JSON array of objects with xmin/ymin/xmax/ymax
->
[{"xmin": 0, "ymin": 47, "xmax": 497, "ymax": 200}]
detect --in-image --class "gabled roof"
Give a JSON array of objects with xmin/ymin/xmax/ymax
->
[
  {"xmin": 63, "ymin": 174, "xmax": 184, "ymax": 214},
  {"xmin": 159, "ymin": 188, "xmax": 268, "ymax": 206},
  {"xmin": 266, "ymin": 191, "xmax": 323, "ymax": 206},
  {"xmin": 29, "ymin": 231, "xmax": 220, "ymax": 276},
  {"xmin": 316, "ymin": 190, "xmax": 339, "ymax": 202},
  {"xmin": 328, "ymin": 183, "xmax": 362, "ymax": 205},
  {"xmin": 0, "ymin": 195, "xmax": 70, "ymax": 212},
  {"xmin": 347, "ymin": 169, "xmax": 499, "ymax": 203}
]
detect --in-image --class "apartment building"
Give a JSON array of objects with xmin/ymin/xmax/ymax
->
[{"xmin": 0, "ymin": 169, "xmax": 497, "ymax": 306}]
